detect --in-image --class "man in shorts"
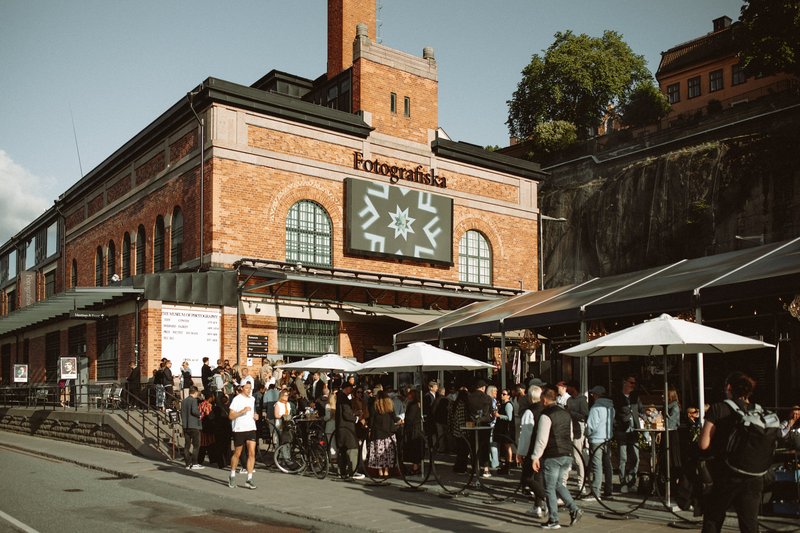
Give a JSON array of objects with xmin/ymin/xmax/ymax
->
[{"xmin": 228, "ymin": 382, "xmax": 258, "ymax": 489}]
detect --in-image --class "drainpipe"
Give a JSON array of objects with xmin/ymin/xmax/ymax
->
[
  {"xmin": 134, "ymin": 295, "xmax": 141, "ymax": 367},
  {"xmin": 186, "ymin": 89, "xmax": 205, "ymax": 271}
]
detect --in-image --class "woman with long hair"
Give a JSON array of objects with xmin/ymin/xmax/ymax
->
[
  {"xmin": 368, "ymin": 391, "xmax": 397, "ymax": 478},
  {"xmin": 324, "ymin": 389, "xmax": 338, "ymax": 458},
  {"xmin": 494, "ymin": 388, "xmax": 515, "ymax": 475}
]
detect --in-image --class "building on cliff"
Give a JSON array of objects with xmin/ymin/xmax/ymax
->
[
  {"xmin": 656, "ymin": 16, "xmax": 798, "ymax": 121},
  {"xmin": 0, "ymin": 0, "xmax": 545, "ymax": 387}
]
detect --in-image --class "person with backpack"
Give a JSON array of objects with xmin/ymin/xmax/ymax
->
[{"xmin": 699, "ymin": 371, "xmax": 780, "ymax": 533}]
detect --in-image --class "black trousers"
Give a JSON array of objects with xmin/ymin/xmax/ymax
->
[
  {"xmin": 183, "ymin": 428, "xmax": 200, "ymax": 466},
  {"xmin": 521, "ymin": 456, "xmax": 546, "ymax": 502},
  {"xmin": 701, "ymin": 463, "xmax": 763, "ymax": 533}
]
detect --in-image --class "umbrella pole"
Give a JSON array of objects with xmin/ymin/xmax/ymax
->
[{"xmin": 663, "ymin": 348, "xmax": 671, "ymax": 509}]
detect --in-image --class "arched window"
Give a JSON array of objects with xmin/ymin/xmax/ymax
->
[
  {"xmin": 286, "ymin": 200, "xmax": 332, "ymax": 267},
  {"xmin": 122, "ymin": 233, "xmax": 131, "ymax": 279},
  {"xmin": 136, "ymin": 225, "xmax": 146, "ymax": 275},
  {"xmin": 153, "ymin": 216, "xmax": 165, "ymax": 273},
  {"xmin": 171, "ymin": 207, "xmax": 183, "ymax": 268},
  {"xmin": 71, "ymin": 259, "xmax": 78, "ymax": 287},
  {"xmin": 107, "ymin": 240, "xmax": 116, "ymax": 280},
  {"xmin": 458, "ymin": 230, "xmax": 492, "ymax": 285},
  {"xmin": 95, "ymin": 246, "xmax": 104, "ymax": 286}
]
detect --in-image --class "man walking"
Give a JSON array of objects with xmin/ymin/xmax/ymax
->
[
  {"xmin": 228, "ymin": 382, "xmax": 258, "ymax": 489},
  {"xmin": 531, "ymin": 388, "xmax": 583, "ymax": 529},
  {"xmin": 181, "ymin": 386, "xmax": 204, "ymax": 470}
]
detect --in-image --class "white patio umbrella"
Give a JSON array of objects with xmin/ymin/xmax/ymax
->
[
  {"xmin": 278, "ymin": 353, "xmax": 362, "ymax": 373},
  {"xmin": 358, "ymin": 342, "xmax": 495, "ymax": 373},
  {"xmin": 359, "ymin": 342, "xmax": 494, "ymax": 484},
  {"xmin": 562, "ymin": 313, "xmax": 774, "ymax": 508}
]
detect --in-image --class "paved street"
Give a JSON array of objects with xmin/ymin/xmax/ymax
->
[{"xmin": 0, "ymin": 431, "xmax": 795, "ymax": 533}]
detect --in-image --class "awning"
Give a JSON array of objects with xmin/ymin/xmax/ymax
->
[
  {"xmin": 343, "ymin": 302, "xmax": 448, "ymax": 325},
  {"xmin": 395, "ymin": 237, "xmax": 800, "ymax": 343},
  {"xmin": 0, "ymin": 287, "xmax": 144, "ymax": 336}
]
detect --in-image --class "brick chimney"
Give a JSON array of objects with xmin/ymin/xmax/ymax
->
[{"xmin": 328, "ymin": 0, "xmax": 376, "ymax": 80}]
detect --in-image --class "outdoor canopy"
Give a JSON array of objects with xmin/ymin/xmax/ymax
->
[{"xmin": 358, "ymin": 342, "xmax": 495, "ymax": 373}]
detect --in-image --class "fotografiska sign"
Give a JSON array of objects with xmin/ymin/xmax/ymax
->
[{"xmin": 353, "ymin": 152, "xmax": 447, "ymax": 188}]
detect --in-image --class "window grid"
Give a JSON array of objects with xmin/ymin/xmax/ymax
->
[
  {"xmin": 732, "ymin": 64, "xmax": 747, "ymax": 86},
  {"xmin": 709, "ymin": 69, "xmax": 724, "ymax": 92},
  {"xmin": 122, "ymin": 233, "xmax": 131, "ymax": 279},
  {"xmin": 136, "ymin": 226, "xmax": 146, "ymax": 275},
  {"xmin": 286, "ymin": 201, "xmax": 332, "ymax": 267},
  {"xmin": 95, "ymin": 247, "xmax": 103, "ymax": 286},
  {"xmin": 459, "ymin": 230, "xmax": 491, "ymax": 285},
  {"xmin": 153, "ymin": 217, "xmax": 165, "ymax": 273},
  {"xmin": 278, "ymin": 318, "xmax": 338, "ymax": 356},
  {"xmin": 107, "ymin": 241, "xmax": 116, "ymax": 280},
  {"xmin": 96, "ymin": 317, "xmax": 118, "ymax": 380},
  {"xmin": 171, "ymin": 208, "xmax": 183, "ymax": 268},
  {"xmin": 688, "ymin": 76, "xmax": 701, "ymax": 99},
  {"xmin": 667, "ymin": 83, "xmax": 680, "ymax": 104}
]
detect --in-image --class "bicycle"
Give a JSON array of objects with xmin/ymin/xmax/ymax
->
[{"xmin": 274, "ymin": 415, "xmax": 330, "ymax": 479}]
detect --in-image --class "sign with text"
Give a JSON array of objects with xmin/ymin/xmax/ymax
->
[
  {"xmin": 161, "ymin": 304, "xmax": 221, "ymax": 377},
  {"xmin": 247, "ymin": 335, "xmax": 269, "ymax": 357},
  {"xmin": 346, "ymin": 177, "xmax": 453, "ymax": 264}
]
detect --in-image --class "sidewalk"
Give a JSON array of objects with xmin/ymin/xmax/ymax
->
[{"xmin": 0, "ymin": 430, "xmax": 795, "ymax": 532}]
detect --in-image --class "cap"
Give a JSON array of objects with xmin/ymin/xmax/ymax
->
[
  {"xmin": 589, "ymin": 385, "xmax": 606, "ymax": 396},
  {"xmin": 529, "ymin": 378, "xmax": 546, "ymax": 387}
]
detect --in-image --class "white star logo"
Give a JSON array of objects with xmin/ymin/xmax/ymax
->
[{"xmin": 387, "ymin": 205, "xmax": 416, "ymax": 240}]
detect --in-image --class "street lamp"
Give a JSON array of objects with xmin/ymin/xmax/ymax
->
[{"xmin": 538, "ymin": 214, "xmax": 567, "ymax": 290}]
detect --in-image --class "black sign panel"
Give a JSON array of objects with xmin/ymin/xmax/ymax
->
[{"xmin": 247, "ymin": 335, "xmax": 269, "ymax": 357}]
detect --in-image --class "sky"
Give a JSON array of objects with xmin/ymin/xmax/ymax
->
[{"xmin": 0, "ymin": 0, "xmax": 744, "ymax": 244}]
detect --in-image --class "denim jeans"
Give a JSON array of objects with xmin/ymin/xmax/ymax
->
[
  {"xmin": 542, "ymin": 456, "xmax": 579, "ymax": 522},
  {"xmin": 589, "ymin": 441, "xmax": 613, "ymax": 496},
  {"xmin": 617, "ymin": 432, "xmax": 639, "ymax": 486}
]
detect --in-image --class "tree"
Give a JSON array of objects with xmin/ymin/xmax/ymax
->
[
  {"xmin": 530, "ymin": 120, "xmax": 578, "ymax": 155},
  {"xmin": 507, "ymin": 30, "xmax": 650, "ymax": 140},
  {"xmin": 738, "ymin": 0, "xmax": 800, "ymax": 77},
  {"xmin": 619, "ymin": 82, "xmax": 672, "ymax": 128}
]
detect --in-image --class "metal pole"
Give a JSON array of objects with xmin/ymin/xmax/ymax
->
[
  {"xmin": 663, "ymin": 348, "xmax": 671, "ymax": 508},
  {"xmin": 500, "ymin": 328, "xmax": 507, "ymax": 388},
  {"xmin": 538, "ymin": 212, "xmax": 544, "ymax": 291},
  {"xmin": 696, "ymin": 307, "xmax": 705, "ymax": 425}
]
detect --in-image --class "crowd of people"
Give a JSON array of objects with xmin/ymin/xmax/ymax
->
[{"xmin": 159, "ymin": 361, "xmax": 798, "ymax": 531}]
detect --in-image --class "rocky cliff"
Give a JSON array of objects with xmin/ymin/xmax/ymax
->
[{"xmin": 540, "ymin": 107, "xmax": 800, "ymax": 288}]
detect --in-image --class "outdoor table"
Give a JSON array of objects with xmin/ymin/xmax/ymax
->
[
  {"xmin": 460, "ymin": 425, "xmax": 493, "ymax": 492},
  {"xmin": 634, "ymin": 427, "xmax": 667, "ymax": 497}
]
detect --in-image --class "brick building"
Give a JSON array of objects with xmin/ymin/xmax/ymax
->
[
  {"xmin": 0, "ymin": 0, "xmax": 544, "ymax": 387},
  {"xmin": 656, "ymin": 16, "xmax": 797, "ymax": 119}
]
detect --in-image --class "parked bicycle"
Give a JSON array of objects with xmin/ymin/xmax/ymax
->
[{"xmin": 274, "ymin": 415, "xmax": 329, "ymax": 479}]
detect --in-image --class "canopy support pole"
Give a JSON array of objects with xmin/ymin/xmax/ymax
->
[{"xmin": 500, "ymin": 328, "xmax": 507, "ymax": 388}]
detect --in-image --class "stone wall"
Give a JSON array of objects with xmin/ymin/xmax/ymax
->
[{"xmin": 0, "ymin": 408, "xmax": 134, "ymax": 454}]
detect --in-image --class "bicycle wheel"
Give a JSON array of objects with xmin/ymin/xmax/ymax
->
[
  {"xmin": 477, "ymin": 433, "xmax": 523, "ymax": 501},
  {"xmin": 396, "ymin": 430, "xmax": 432, "ymax": 488},
  {"xmin": 431, "ymin": 433, "xmax": 475, "ymax": 495},
  {"xmin": 257, "ymin": 422, "xmax": 279, "ymax": 466},
  {"xmin": 275, "ymin": 442, "xmax": 306, "ymax": 474},
  {"xmin": 308, "ymin": 442, "xmax": 330, "ymax": 480},
  {"xmin": 587, "ymin": 439, "xmax": 649, "ymax": 516}
]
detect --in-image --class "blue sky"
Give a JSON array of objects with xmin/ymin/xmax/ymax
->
[{"xmin": 0, "ymin": 0, "xmax": 744, "ymax": 243}]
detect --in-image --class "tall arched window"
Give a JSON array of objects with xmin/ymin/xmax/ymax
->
[
  {"xmin": 95, "ymin": 246, "xmax": 104, "ymax": 286},
  {"xmin": 71, "ymin": 259, "xmax": 78, "ymax": 287},
  {"xmin": 286, "ymin": 200, "xmax": 332, "ymax": 267},
  {"xmin": 136, "ymin": 225, "xmax": 146, "ymax": 275},
  {"xmin": 458, "ymin": 230, "xmax": 492, "ymax": 285},
  {"xmin": 153, "ymin": 216, "xmax": 165, "ymax": 273},
  {"xmin": 122, "ymin": 233, "xmax": 131, "ymax": 279},
  {"xmin": 107, "ymin": 240, "xmax": 116, "ymax": 280},
  {"xmin": 171, "ymin": 207, "xmax": 183, "ymax": 268}
]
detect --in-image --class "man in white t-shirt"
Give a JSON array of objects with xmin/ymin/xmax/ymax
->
[
  {"xmin": 228, "ymin": 382, "xmax": 258, "ymax": 489},
  {"xmin": 239, "ymin": 366, "xmax": 255, "ymax": 389}
]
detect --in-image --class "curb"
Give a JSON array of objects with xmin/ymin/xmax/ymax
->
[{"xmin": 0, "ymin": 441, "xmax": 137, "ymax": 480}]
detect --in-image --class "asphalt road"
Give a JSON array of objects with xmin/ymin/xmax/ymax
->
[{"xmin": 0, "ymin": 443, "xmax": 341, "ymax": 533}]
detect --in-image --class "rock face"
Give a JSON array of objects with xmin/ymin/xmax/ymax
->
[{"xmin": 540, "ymin": 115, "xmax": 800, "ymax": 288}]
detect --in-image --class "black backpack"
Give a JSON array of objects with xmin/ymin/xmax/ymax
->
[{"xmin": 723, "ymin": 399, "xmax": 781, "ymax": 476}]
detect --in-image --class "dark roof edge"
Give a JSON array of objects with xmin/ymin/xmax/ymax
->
[
  {"xmin": 431, "ymin": 138, "xmax": 548, "ymax": 180},
  {"xmin": 59, "ymin": 76, "xmax": 371, "ymax": 204}
]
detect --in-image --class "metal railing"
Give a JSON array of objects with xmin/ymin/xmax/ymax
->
[{"xmin": 0, "ymin": 382, "xmax": 181, "ymax": 459}]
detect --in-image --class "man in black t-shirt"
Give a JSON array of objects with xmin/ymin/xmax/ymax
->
[{"xmin": 699, "ymin": 371, "xmax": 762, "ymax": 533}]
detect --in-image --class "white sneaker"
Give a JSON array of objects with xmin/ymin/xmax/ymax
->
[
  {"xmin": 239, "ymin": 467, "xmax": 248, "ymax": 474},
  {"xmin": 191, "ymin": 464, "xmax": 205, "ymax": 470},
  {"xmin": 351, "ymin": 473, "xmax": 366, "ymax": 480},
  {"xmin": 526, "ymin": 505, "xmax": 544, "ymax": 518}
]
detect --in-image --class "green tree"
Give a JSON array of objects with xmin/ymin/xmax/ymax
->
[
  {"xmin": 619, "ymin": 81, "xmax": 672, "ymax": 128},
  {"xmin": 507, "ymin": 30, "xmax": 650, "ymax": 140},
  {"xmin": 531, "ymin": 120, "xmax": 578, "ymax": 155},
  {"xmin": 738, "ymin": 0, "xmax": 800, "ymax": 77}
]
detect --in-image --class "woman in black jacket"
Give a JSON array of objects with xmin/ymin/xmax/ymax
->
[{"xmin": 403, "ymin": 389, "xmax": 424, "ymax": 475}]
